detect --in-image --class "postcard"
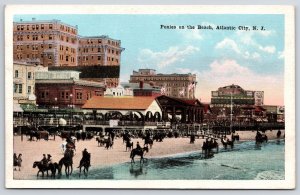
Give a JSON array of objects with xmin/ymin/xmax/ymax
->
[{"xmin": 5, "ymin": 5, "xmax": 295, "ymax": 189}]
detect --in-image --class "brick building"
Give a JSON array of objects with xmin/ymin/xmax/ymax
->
[
  {"xmin": 14, "ymin": 18, "xmax": 78, "ymax": 66},
  {"xmin": 35, "ymin": 71, "xmax": 105, "ymax": 108},
  {"xmin": 13, "ymin": 18, "xmax": 124, "ymax": 87},
  {"xmin": 129, "ymin": 69, "xmax": 196, "ymax": 99}
]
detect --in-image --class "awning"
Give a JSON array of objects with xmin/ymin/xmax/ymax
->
[{"xmin": 13, "ymin": 103, "xmax": 23, "ymax": 112}]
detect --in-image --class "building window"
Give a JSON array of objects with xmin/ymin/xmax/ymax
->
[
  {"xmin": 18, "ymin": 84, "xmax": 22, "ymax": 93},
  {"xmin": 17, "ymin": 25, "xmax": 20, "ymax": 30},
  {"xmin": 41, "ymin": 24, "xmax": 44, "ymax": 29},
  {"xmin": 27, "ymin": 35, "xmax": 30, "ymax": 39},
  {"xmin": 32, "ymin": 25, "xmax": 35, "ymax": 30},
  {"xmin": 98, "ymin": 48, "xmax": 101, "ymax": 52},
  {"xmin": 61, "ymin": 92, "xmax": 65, "ymax": 99},
  {"xmin": 66, "ymin": 47, "xmax": 68, "ymax": 51},
  {"xmin": 98, "ymin": 56, "xmax": 101, "ymax": 60},
  {"xmin": 49, "ymin": 34, "xmax": 52, "ymax": 40},
  {"xmin": 28, "ymin": 86, "xmax": 31, "ymax": 94},
  {"xmin": 49, "ymin": 24, "xmax": 52, "ymax": 29},
  {"xmin": 49, "ymin": 44, "xmax": 52, "ymax": 49},
  {"xmin": 76, "ymin": 92, "xmax": 82, "ymax": 100},
  {"xmin": 36, "ymin": 25, "xmax": 39, "ymax": 30},
  {"xmin": 27, "ymin": 25, "xmax": 29, "ymax": 30},
  {"xmin": 28, "ymin": 72, "xmax": 32, "ymax": 79},
  {"xmin": 14, "ymin": 70, "xmax": 18, "ymax": 78},
  {"xmin": 48, "ymin": 55, "xmax": 52, "ymax": 59},
  {"xmin": 66, "ymin": 92, "xmax": 69, "ymax": 99},
  {"xmin": 66, "ymin": 56, "xmax": 69, "ymax": 61}
]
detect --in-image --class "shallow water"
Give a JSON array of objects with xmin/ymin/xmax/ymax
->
[{"xmin": 51, "ymin": 140, "xmax": 285, "ymax": 180}]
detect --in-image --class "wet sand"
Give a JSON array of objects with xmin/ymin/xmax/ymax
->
[{"xmin": 13, "ymin": 130, "xmax": 283, "ymax": 179}]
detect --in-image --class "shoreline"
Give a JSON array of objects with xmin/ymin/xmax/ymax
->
[{"xmin": 13, "ymin": 130, "xmax": 284, "ymax": 180}]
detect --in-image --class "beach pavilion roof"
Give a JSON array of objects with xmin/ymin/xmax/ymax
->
[{"xmin": 82, "ymin": 96, "xmax": 158, "ymax": 111}]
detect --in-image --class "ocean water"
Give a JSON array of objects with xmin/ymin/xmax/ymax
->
[{"xmin": 58, "ymin": 140, "xmax": 285, "ymax": 180}]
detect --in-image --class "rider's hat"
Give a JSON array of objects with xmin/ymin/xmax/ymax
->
[{"xmin": 47, "ymin": 154, "xmax": 52, "ymax": 158}]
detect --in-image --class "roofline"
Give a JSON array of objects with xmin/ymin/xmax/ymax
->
[{"xmin": 14, "ymin": 19, "xmax": 78, "ymax": 29}]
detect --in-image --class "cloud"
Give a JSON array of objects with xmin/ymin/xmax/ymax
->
[
  {"xmin": 215, "ymin": 38, "xmax": 241, "ymax": 54},
  {"xmin": 259, "ymin": 45, "xmax": 276, "ymax": 54},
  {"xmin": 195, "ymin": 59, "xmax": 284, "ymax": 105},
  {"xmin": 278, "ymin": 50, "xmax": 284, "ymax": 59},
  {"xmin": 138, "ymin": 46, "xmax": 199, "ymax": 68}
]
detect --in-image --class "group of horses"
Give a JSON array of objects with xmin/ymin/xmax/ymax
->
[{"xmin": 32, "ymin": 137, "xmax": 90, "ymax": 178}]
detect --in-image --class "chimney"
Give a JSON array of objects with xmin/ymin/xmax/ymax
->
[{"xmin": 139, "ymin": 81, "xmax": 144, "ymax": 89}]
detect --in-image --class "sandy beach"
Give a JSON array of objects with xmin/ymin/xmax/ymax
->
[{"xmin": 13, "ymin": 130, "xmax": 284, "ymax": 179}]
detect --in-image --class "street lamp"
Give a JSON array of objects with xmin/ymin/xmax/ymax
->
[
  {"xmin": 54, "ymin": 97, "xmax": 57, "ymax": 126},
  {"xmin": 70, "ymin": 94, "xmax": 73, "ymax": 126}
]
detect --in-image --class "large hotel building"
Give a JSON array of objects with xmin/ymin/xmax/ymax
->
[
  {"xmin": 13, "ymin": 18, "xmax": 123, "ymax": 87},
  {"xmin": 129, "ymin": 69, "xmax": 197, "ymax": 99}
]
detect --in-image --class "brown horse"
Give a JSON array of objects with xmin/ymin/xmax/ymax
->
[
  {"xmin": 130, "ymin": 146, "xmax": 149, "ymax": 164},
  {"xmin": 58, "ymin": 149, "xmax": 74, "ymax": 177},
  {"xmin": 33, "ymin": 161, "xmax": 59, "ymax": 178}
]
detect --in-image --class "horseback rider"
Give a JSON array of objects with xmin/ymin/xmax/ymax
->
[
  {"xmin": 47, "ymin": 154, "xmax": 52, "ymax": 164},
  {"xmin": 136, "ymin": 141, "xmax": 142, "ymax": 152},
  {"xmin": 78, "ymin": 148, "xmax": 90, "ymax": 168},
  {"xmin": 41, "ymin": 154, "xmax": 48, "ymax": 166}
]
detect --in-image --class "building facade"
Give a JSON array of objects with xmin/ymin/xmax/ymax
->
[
  {"xmin": 35, "ymin": 71, "xmax": 105, "ymax": 108},
  {"xmin": 14, "ymin": 19, "xmax": 78, "ymax": 66},
  {"xmin": 77, "ymin": 36, "xmax": 123, "ymax": 66},
  {"xmin": 211, "ymin": 84, "xmax": 264, "ymax": 108},
  {"xmin": 121, "ymin": 82, "xmax": 161, "ymax": 97},
  {"xmin": 13, "ymin": 18, "xmax": 124, "ymax": 87},
  {"xmin": 129, "ymin": 69, "xmax": 196, "ymax": 99},
  {"xmin": 13, "ymin": 62, "xmax": 45, "ymax": 106}
]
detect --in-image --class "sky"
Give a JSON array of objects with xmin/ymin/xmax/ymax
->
[{"xmin": 14, "ymin": 14, "xmax": 285, "ymax": 105}]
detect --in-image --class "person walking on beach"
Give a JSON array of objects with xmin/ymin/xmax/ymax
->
[{"xmin": 277, "ymin": 130, "xmax": 282, "ymax": 138}]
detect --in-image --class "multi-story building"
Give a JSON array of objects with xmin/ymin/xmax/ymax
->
[
  {"xmin": 13, "ymin": 62, "xmax": 47, "ymax": 106},
  {"xmin": 77, "ymin": 36, "xmax": 123, "ymax": 66},
  {"xmin": 13, "ymin": 18, "xmax": 124, "ymax": 87},
  {"xmin": 211, "ymin": 84, "xmax": 264, "ymax": 108},
  {"xmin": 35, "ymin": 71, "xmax": 105, "ymax": 108},
  {"xmin": 129, "ymin": 69, "xmax": 196, "ymax": 99},
  {"xmin": 14, "ymin": 18, "xmax": 78, "ymax": 66}
]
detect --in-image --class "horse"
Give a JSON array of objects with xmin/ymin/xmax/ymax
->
[
  {"xmin": 125, "ymin": 140, "xmax": 133, "ymax": 151},
  {"xmin": 103, "ymin": 136, "xmax": 113, "ymax": 149},
  {"xmin": 256, "ymin": 133, "xmax": 268, "ymax": 144},
  {"xmin": 78, "ymin": 153, "xmax": 91, "ymax": 178},
  {"xmin": 14, "ymin": 154, "xmax": 22, "ymax": 171},
  {"xmin": 221, "ymin": 137, "xmax": 234, "ymax": 149},
  {"xmin": 130, "ymin": 146, "xmax": 149, "ymax": 164},
  {"xmin": 96, "ymin": 136, "xmax": 105, "ymax": 147},
  {"xmin": 202, "ymin": 139, "xmax": 219, "ymax": 158},
  {"xmin": 144, "ymin": 137, "xmax": 153, "ymax": 149},
  {"xmin": 33, "ymin": 161, "xmax": 59, "ymax": 178},
  {"xmin": 58, "ymin": 149, "xmax": 74, "ymax": 177}
]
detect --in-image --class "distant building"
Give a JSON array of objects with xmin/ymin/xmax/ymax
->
[
  {"xmin": 13, "ymin": 62, "xmax": 44, "ymax": 111},
  {"xmin": 121, "ymin": 81, "xmax": 161, "ymax": 97},
  {"xmin": 211, "ymin": 84, "xmax": 264, "ymax": 108},
  {"xmin": 35, "ymin": 71, "xmax": 105, "ymax": 108},
  {"xmin": 129, "ymin": 69, "xmax": 196, "ymax": 99},
  {"xmin": 104, "ymin": 85, "xmax": 133, "ymax": 97}
]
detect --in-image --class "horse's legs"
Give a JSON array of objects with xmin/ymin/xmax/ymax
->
[
  {"xmin": 79, "ymin": 166, "xmax": 82, "ymax": 178},
  {"xmin": 70, "ymin": 165, "xmax": 73, "ymax": 175}
]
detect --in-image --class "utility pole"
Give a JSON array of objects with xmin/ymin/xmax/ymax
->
[{"xmin": 230, "ymin": 92, "xmax": 233, "ymax": 133}]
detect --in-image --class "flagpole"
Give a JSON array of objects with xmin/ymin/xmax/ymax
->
[{"xmin": 230, "ymin": 92, "xmax": 233, "ymax": 133}]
